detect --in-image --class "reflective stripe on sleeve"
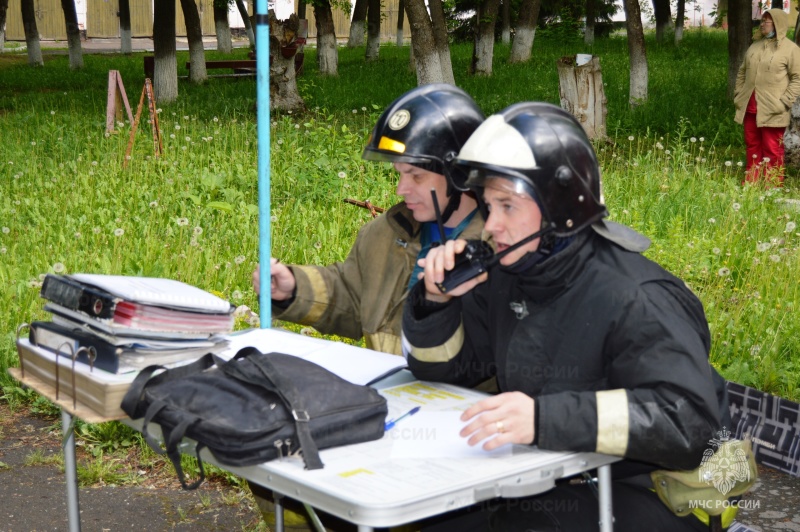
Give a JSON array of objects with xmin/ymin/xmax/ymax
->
[
  {"xmin": 403, "ymin": 322, "xmax": 464, "ymax": 362},
  {"xmin": 595, "ymin": 389, "xmax": 630, "ymax": 456},
  {"xmin": 295, "ymin": 266, "xmax": 330, "ymax": 323}
]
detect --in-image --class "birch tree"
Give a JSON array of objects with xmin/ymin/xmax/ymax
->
[
  {"xmin": 0, "ymin": 0, "xmax": 7, "ymax": 51},
  {"xmin": 21, "ymin": 0, "xmax": 43, "ymax": 66},
  {"xmin": 234, "ymin": 0, "xmax": 254, "ymax": 48},
  {"xmin": 214, "ymin": 0, "xmax": 233, "ymax": 54},
  {"xmin": 472, "ymin": 0, "xmax": 501, "ymax": 75},
  {"xmin": 428, "ymin": 0, "xmax": 454, "ymax": 84},
  {"xmin": 404, "ymin": 0, "xmax": 448, "ymax": 84},
  {"xmin": 500, "ymin": 0, "xmax": 510, "ymax": 44},
  {"xmin": 180, "ymin": 0, "xmax": 208, "ymax": 83},
  {"xmin": 585, "ymin": 0, "xmax": 595, "ymax": 45},
  {"xmin": 365, "ymin": 0, "xmax": 380, "ymax": 60},
  {"xmin": 60, "ymin": 0, "xmax": 83, "ymax": 70},
  {"xmin": 153, "ymin": 0, "xmax": 178, "ymax": 103},
  {"xmin": 396, "ymin": 0, "xmax": 405, "ymax": 46},
  {"xmin": 675, "ymin": 0, "xmax": 685, "ymax": 45},
  {"xmin": 652, "ymin": 0, "xmax": 672, "ymax": 42},
  {"xmin": 120, "ymin": 0, "xmax": 132, "ymax": 53},
  {"xmin": 314, "ymin": 0, "xmax": 338, "ymax": 75},
  {"xmin": 727, "ymin": 0, "xmax": 751, "ymax": 98},
  {"xmin": 623, "ymin": 0, "xmax": 648, "ymax": 106},
  {"xmin": 510, "ymin": 0, "xmax": 542, "ymax": 63},
  {"xmin": 348, "ymin": 0, "xmax": 367, "ymax": 47}
]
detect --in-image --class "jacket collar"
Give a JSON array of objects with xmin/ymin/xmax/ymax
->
[
  {"xmin": 509, "ymin": 230, "xmax": 595, "ymax": 302},
  {"xmin": 385, "ymin": 203, "xmax": 422, "ymax": 240}
]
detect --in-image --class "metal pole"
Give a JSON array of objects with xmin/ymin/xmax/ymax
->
[
  {"xmin": 61, "ymin": 410, "xmax": 81, "ymax": 532},
  {"xmin": 256, "ymin": 0, "xmax": 271, "ymax": 330},
  {"xmin": 597, "ymin": 463, "xmax": 614, "ymax": 532}
]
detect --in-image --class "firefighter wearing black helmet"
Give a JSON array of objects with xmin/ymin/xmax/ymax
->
[
  {"xmin": 402, "ymin": 102, "xmax": 735, "ymax": 531},
  {"xmin": 252, "ymin": 84, "xmax": 486, "ymax": 356}
]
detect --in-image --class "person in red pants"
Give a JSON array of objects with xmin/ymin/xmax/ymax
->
[{"xmin": 734, "ymin": 9, "xmax": 800, "ymax": 186}]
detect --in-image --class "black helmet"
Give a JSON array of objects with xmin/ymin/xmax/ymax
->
[
  {"xmin": 362, "ymin": 84, "xmax": 485, "ymax": 193},
  {"xmin": 456, "ymin": 102, "xmax": 607, "ymax": 237}
]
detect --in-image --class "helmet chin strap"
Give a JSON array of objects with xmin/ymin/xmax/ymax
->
[{"xmin": 487, "ymin": 225, "xmax": 555, "ymax": 269}]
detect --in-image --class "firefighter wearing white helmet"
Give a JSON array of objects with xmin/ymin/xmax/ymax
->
[{"xmin": 402, "ymin": 102, "xmax": 737, "ymax": 531}]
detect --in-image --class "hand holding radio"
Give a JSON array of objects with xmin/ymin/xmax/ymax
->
[{"xmin": 421, "ymin": 239, "xmax": 490, "ymax": 301}]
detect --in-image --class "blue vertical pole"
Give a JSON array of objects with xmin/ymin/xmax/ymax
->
[{"xmin": 256, "ymin": 0, "xmax": 271, "ymax": 329}]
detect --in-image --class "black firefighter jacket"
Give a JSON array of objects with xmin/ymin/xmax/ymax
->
[{"xmin": 403, "ymin": 229, "xmax": 730, "ymax": 473}]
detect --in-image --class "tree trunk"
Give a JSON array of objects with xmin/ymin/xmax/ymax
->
[
  {"xmin": 405, "ymin": 0, "xmax": 444, "ymax": 84},
  {"xmin": 180, "ymin": 0, "xmax": 207, "ymax": 84},
  {"xmin": 675, "ymin": 0, "xmax": 685, "ymax": 45},
  {"xmin": 21, "ymin": 0, "xmax": 43, "ymax": 66},
  {"xmin": 349, "ymin": 0, "xmax": 367, "ymax": 47},
  {"xmin": 428, "ymin": 0, "xmax": 454, "ymax": 84},
  {"xmin": 652, "ymin": 0, "xmax": 672, "ymax": 42},
  {"xmin": 235, "ymin": 0, "xmax": 255, "ymax": 48},
  {"xmin": 153, "ymin": 0, "xmax": 178, "ymax": 103},
  {"xmin": 365, "ymin": 0, "xmax": 380, "ymax": 60},
  {"xmin": 119, "ymin": 0, "xmax": 132, "ymax": 53},
  {"xmin": 500, "ymin": 0, "xmax": 510, "ymax": 44},
  {"xmin": 269, "ymin": 12, "xmax": 304, "ymax": 112},
  {"xmin": 396, "ymin": 0, "xmax": 404, "ymax": 46},
  {"xmin": 0, "ymin": 0, "xmax": 7, "ymax": 52},
  {"xmin": 727, "ymin": 0, "xmax": 751, "ymax": 99},
  {"xmin": 623, "ymin": 0, "xmax": 648, "ymax": 106},
  {"xmin": 314, "ymin": 0, "xmax": 338, "ymax": 75},
  {"xmin": 584, "ymin": 0, "xmax": 595, "ymax": 45},
  {"xmin": 214, "ymin": 3, "xmax": 232, "ymax": 54},
  {"xmin": 298, "ymin": 0, "xmax": 306, "ymax": 18},
  {"xmin": 557, "ymin": 55, "xmax": 607, "ymax": 139},
  {"xmin": 472, "ymin": 0, "xmax": 500, "ymax": 76},
  {"xmin": 60, "ymin": 0, "xmax": 83, "ymax": 70},
  {"xmin": 784, "ymin": 101, "xmax": 800, "ymax": 169},
  {"xmin": 510, "ymin": 0, "xmax": 540, "ymax": 63}
]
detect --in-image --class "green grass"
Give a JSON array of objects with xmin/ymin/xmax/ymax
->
[{"xmin": 0, "ymin": 28, "xmax": 798, "ymax": 416}]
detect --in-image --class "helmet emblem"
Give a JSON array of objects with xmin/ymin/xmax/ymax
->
[{"xmin": 388, "ymin": 110, "xmax": 411, "ymax": 130}]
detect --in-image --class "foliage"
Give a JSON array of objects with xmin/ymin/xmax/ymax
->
[{"xmin": 0, "ymin": 30, "xmax": 797, "ymax": 411}]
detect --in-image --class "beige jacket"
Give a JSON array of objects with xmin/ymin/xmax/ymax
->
[
  {"xmin": 734, "ymin": 8, "xmax": 800, "ymax": 127},
  {"xmin": 274, "ymin": 203, "xmax": 485, "ymax": 355}
]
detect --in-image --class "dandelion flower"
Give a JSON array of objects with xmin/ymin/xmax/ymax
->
[
  {"xmin": 718, "ymin": 267, "xmax": 730, "ymax": 277},
  {"xmin": 235, "ymin": 255, "xmax": 246, "ymax": 264},
  {"xmin": 175, "ymin": 124, "xmax": 181, "ymax": 130},
  {"xmin": 769, "ymin": 255, "xmax": 781, "ymax": 262},
  {"xmin": 656, "ymin": 142, "xmax": 664, "ymax": 150},
  {"xmin": 708, "ymin": 218, "xmax": 716, "ymax": 224},
  {"xmin": 725, "ymin": 161, "xmax": 732, "ymax": 167},
  {"xmin": 185, "ymin": 136, "xmax": 191, "ymax": 142},
  {"xmin": 213, "ymin": 116, "xmax": 219, "ymax": 122},
  {"xmin": 732, "ymin": 203, "xmax": 741, "ymax": 211},
  {"xmin": 193, "ymin": 226, "xmax": 203, "ymax": 235},
  {"xmin": 177, "ymin": 217, "xmax": 189, "ymax": 226},
  {"xmin": 756, "ymin": 242, "xmax": 770, "ymax": 252},
  {"xmin": 1, "ymin": 227, "xmax": 9, "ymax": 234},
  {"xmin": 785, "ymin": 221, "xmax": 797, "ymax": 232},
  {"xmin": 277, "ymin": 139, "xmax": 284, "ymax": 145},
  {"xmin": 750, "ymin": 345, "xmax": 761, "ymax": 356},
  {"xmin": 114, "ymin": 228, "xmax": 124, "ymax": 237},
  {"xmin": 53, "ymin": 262, "xmax": 65, "ymax": 273},
  {"xmin": 699, "ymin": 137, "xmax": 705, "ymax": 142},
  {"xmin": 712, "ymin": 248, "xmax": 721, "ymax": 255},
  {"xmin": 295, "ymin": 124, "xmax": 300, "ymax": 129},
  {"xmin": 93, "ymin": 227, "xmax": 101, "ymax": 234},
  {"xmin": 50, "ymin": 110, "xmax": 55, "ymax": 115},
  {"xmin": 361, "ymin": 106, "xmax": 367, "ymax": 111},
  {"xmin": 690, "ymin": 137, "xmax": 697, "ymax": 143},
  {"xmin": 338, "ymin": 171, "xmax": 346, "ymax": 179},
  {"xmin": 232, "ymin": 290, "xmax": 243, "ymax": 300},
  {"xmin": 627, "ymin": 136, "xmax": 634, "ymax": 141},
  {"xmin": 737, "ymin": 162, "xmax": 743, "ymax": 167},
  {"xmin": 352, "ymin": 109, "xmax": 358, "ymax": 114},
  {"xmin": 0, "ymin": 247, "xmax": 6, "ymax": 254},
  {"xmin": 270, "ymin": 215, "xmax": 278, "ymax": 222},
  {"xmin": 665, "ymin": 149, "xmax": 671, "ymax": 155},
  {"xmin": 74, "ymin": 232, "xmax": 81, "ymax": 238},
  {"xmin": 763, "ymin": 157, "xmax": 771, "ymax": 163},
  {"xmin": 314, "ymin": 241, "xmax": 322, "ymax": 250}
]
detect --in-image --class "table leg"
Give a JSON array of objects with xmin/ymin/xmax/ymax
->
[
  {"xmin": 597, "ymin": 463, "xmax": 614, "ymax": 532},
  {"xmin": 274, "ymin": 491, "xmax": 284, "ymax": 532},
  {"xmin": 61, "ymin": 410, "xmax": 81, "ymax": 532}
]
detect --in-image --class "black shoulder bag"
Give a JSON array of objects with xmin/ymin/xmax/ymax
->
[{"xmin": 120, "ymin": 347, "xmax": 388, "ymax": 489}]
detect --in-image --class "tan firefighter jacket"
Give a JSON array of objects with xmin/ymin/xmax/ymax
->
[{"xmin": 274, "ymin": 203, "xmax": 486, "ymax": 355}]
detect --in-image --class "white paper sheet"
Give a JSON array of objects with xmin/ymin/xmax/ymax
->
[{"xmin": 388, "ymin": 411, "xmax": 512, "ymax": 459}]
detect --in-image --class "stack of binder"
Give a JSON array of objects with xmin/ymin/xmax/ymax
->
[{"xmin": 30, "ymin": 273, "xmax": 235, "ymax": 374}]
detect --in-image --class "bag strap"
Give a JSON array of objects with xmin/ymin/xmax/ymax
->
[
  {"xmin": 167, "ymin": 442, "xmax": 206, "ymax": 491},
  {"xmin": 121, "ymin": 354, "xmax": 217, "ymax": 418},
  {"xmin": 231, "ymin": 347, "xmax": 324, "ymax": 470}
]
